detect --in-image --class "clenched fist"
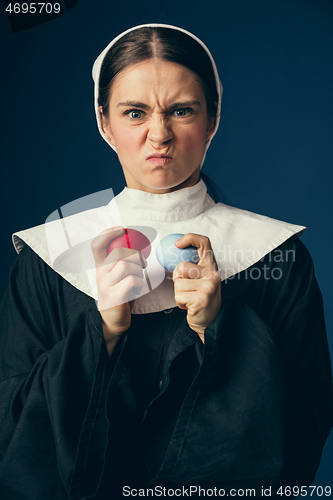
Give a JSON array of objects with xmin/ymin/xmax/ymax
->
[
  {"xmin": 91, "ymin": 226, "xmax": 146, "ymax": 355},
  {"xmin": 173, "ymin": 233, "xmax": 221, "ymax": 343}
]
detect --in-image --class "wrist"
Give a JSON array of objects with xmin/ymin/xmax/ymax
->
[
  {"xmin": 102, "ymin": 319, "xmax": 130, "ymax": 338},
  {"xmin": 190, "ymin": 325, "xmax": 205, "ymax": 343},
  {"xmin": 102, "ymin": 323, "xmax": 127, "ymax": 356},
  {"xmin": 100, "ymin": 312, "xmax": 131, "ymax": 356}
]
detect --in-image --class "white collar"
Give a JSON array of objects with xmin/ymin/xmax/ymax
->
[
  {"xmin": 112, "ymin": 181, "xmax": 213, "ymax": 222},
  {"xmin": 13, "ymin": 181, "xmax": 305, "ymax": 314}
]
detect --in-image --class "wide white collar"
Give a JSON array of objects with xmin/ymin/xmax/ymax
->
[{"xmin": 13, "ymin": 181, "xmax": 305, "ymax": 314}]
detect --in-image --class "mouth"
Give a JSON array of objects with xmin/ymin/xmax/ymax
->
[{"xmin": 146, "ymin": 154, "xmax": 175, "ymax": 166}]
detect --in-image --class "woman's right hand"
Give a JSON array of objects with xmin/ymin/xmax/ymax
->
[{"xmin": 91, "ymin": 227, "xmax": 146, "ymax": 354}]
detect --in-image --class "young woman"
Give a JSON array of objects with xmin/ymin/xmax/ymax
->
[{"xmin": 0, "ymin": 24, "xmax": 332, "ymax": 500}]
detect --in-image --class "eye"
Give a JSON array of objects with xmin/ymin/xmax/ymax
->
[
  {"xmin": 173, "ymin": 108, "xmax": 193, "ymax": 117},
  {"xmin": 125, "ymin": 109, "xmax": 143, "ymax": 120},
  {"xmin": 121, "ymin": 109, "xmax": 144, "ymax": 120}
]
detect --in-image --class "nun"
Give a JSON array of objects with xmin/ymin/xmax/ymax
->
[{"xmin": 0, "ymin": 24, "xmax": 332, "ymax": 500}]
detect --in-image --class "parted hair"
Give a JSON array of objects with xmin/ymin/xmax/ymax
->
[{"xmin": 98, "ymin": 27, "xmax": 219, "ymax": 120}]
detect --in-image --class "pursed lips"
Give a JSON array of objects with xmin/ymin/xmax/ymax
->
[{"xmin": 146, "ymin": 153, "xmax": 175, "ymax": 166}]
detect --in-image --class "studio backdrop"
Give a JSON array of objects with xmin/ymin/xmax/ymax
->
[{"xmin": 0, "ymin": 0, "xmax": 332, "ymax": 491}]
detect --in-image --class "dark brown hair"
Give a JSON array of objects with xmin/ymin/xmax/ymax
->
[{"xmin": 98, "ymin": 27, "xmax": 219, "ymax": 120}]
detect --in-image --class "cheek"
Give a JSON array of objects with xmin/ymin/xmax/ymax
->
[
  {"xmin": 177, "ymin": 122, "xmax": 208, "ymax": 154},
  {"xmin": 115, "ymin": 132, "xmax": 139, "ymax": 155},
  {"xmin": 110, "ymin": 119, "xmax": 144, "ymax": 153}
]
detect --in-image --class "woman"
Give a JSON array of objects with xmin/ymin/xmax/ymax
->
[{"xmin": 0, "ymin": 24, "xmax": 332, "ymax": 499}]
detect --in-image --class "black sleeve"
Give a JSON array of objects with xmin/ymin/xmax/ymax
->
[
  {"xmin": 222, "ymin": 235, "xmax": 333, "ymax": 487},
  {"xmin": 268, "ymin": 238, "xmax": 333, "ymax": 486},
  {"xmin": 0, "ymin": 245, "xmax": 114, "ymax": 500}
]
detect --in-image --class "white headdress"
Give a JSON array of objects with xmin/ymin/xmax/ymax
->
[{"xmin": 92, "ymin": 23, "xmax": 223, "ymax": 167}]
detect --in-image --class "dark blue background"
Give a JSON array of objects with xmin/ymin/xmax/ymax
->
[{"xmin": 1, "ymin": 0, "xmax": 332, "ymax": 490}]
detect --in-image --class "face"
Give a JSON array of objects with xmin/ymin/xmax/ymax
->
[{"xmin": 100, "ymin": 59, "xmax": 215, "ymax": 194}]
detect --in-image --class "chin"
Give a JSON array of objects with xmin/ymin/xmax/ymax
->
[
  {"xmin": 140, "ymin": 175, "xmax": 185, "ymax": 192},
  {"xmin": 126, "ymin": 168, "xmax": 200, "ymax": 193}
]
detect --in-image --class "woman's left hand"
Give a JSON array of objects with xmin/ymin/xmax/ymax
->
[{"xmin": 173, "ymin": 233, "xmax": 221, "ymax": 343}]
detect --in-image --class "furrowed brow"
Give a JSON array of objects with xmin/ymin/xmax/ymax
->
[
  {"xmin": 117, "ymin": 101, "xmax": 151, "ymax": 110},
  {"xmin": 168, "ymin": 100, "xmax": 201, "ymax": 110},
  {"xmin": 116, "ymin": 100, "xmax": 201, "ymax": 111}
]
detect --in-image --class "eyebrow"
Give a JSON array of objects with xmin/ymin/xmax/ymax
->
[{"xmin": 116, "ymin": 100, "xmax": 201, "ymax": 110}]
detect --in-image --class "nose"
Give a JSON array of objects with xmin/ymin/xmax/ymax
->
[{"xmin": 147, "ymin": 117, "xmax": 173, "ymax": 146}]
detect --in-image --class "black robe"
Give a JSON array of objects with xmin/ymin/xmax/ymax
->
[{"xmin": 0, "ymin": 235, "xmax": 332, "ymax": 499}]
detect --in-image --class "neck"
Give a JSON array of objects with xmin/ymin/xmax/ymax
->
[{"xmin": 123, "ymin": 169, "xmax": 201, "ymax": 194}]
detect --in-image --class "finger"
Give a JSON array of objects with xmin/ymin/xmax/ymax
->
[
  {"xmin": 174, "ymin": 289, "xmax": 199, "ymax": 311},
  {"xmin": 173, "ymin": 261, "xmax": 217, "ymax": 281},
  {"xmin": 174, "ymin": 275, "xmax": 220, "ymax": 303},
  {"xmin": 105, "ymin": 275, "xmax": 145, "ymax": 307},
  {"xmin": 96, "ymin": 249, "xmax": 146, "ymax": 291},
  {"xmin": 114, "ymin": 274, "xmax": 145, "ymax": 298},
  {"xmin": 174, "ymin": 290, "xmax": 210, "ymax": 311},
  {"xmin": 106, "ymin": 260, "xmax": 144, "ymax": 287},
  {"xmin": 173, "ymin": 277, "xmax": 199, "ymax": 292},
  {"xmin": 105, "ymin": 247, "xmax": 147, "ymax": 268},
  {"xmin": 91, "ymin": 226, "xmax": 124, "ymax": 267},
  {"xmin": 175, "ymin": 233, "xmax": 216, "ymax": 269}
]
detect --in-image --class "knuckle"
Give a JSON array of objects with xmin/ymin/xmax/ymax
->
[
  {"xmin": 90, "ymin": 239, "xmax": 98, "ymax": 252},
  {"xmin": 127, "ymin": 275, "xmax": 139, "ymax": 288},
  {"xmin": 201, "ymin": 268, "xmax": 212, "ymax": 279},
  {"xmin": 172, "ymin": 267, "xmax": 179, "ymax": 280},
  {"xmin": 174, "ymin": 294, "xmax": 184, "ymax": 307},
  {"xmin": 116, "ymin": 260, "xmax": 127, "ymax": 273},
  {"xmin": 203, "ymin": 280, "xmax": 216, "ymax": 295},
  {"xmin": 176, "ymin": 261, "xmax": 187, "ymax": 274},
  {"xmin": 189, "ymin": 267, "xmax": 200, "ymax": 279},
  {"xmin": 212, "ymin": 270, "xmax": 221, "ymax": 283},
  {"xmin": 108, "ymin": 247, "xmax": 126, "ymax": 263},
  {"xmin": 110, "ymin": 247, "xmax": 122, "ymax": 259},
  {"xmin": 198, "ymin": 291, "xmax": 210, "ymax": 307},
  {"xmin": 208, "ymin": 282, "xmax": 216, "ymax": 294},
  {"xmin": 203, "ymin": 249, "xmax": 215, "ymax": 263}
]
